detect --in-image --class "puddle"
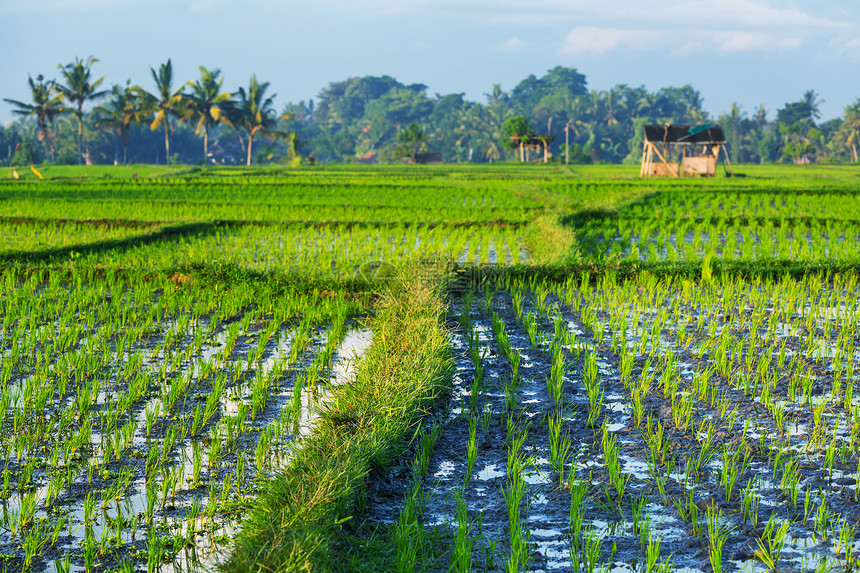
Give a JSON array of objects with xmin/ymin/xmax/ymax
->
[{"xmin": 476, "ymin": 464, "xmax": 505, "ymax": 481}]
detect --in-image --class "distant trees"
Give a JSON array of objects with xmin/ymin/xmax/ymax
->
[
  {"xmin": 502, "ymin": 116, "xmax": 534, "ymax": 162},
  {"xmin": 2, "ymin": 58, "xmax": 309, "ymax": 166},
  {"xmin": 188, "ymin": 67, "xmax": 233, "ymax": 162},
  {"xmin": 777, "ymin": 91, "xmax": 825, "ymax": 163},
  {"xmin": 715, "ymin": 91, "xmax": 845, "ymax": 164},
  {"xmin": 843, "ymin": 100, "xmax": 860, "ymax": 162},
  {"xmin": 394, "ymin": 123, "xmax": 426, "ymax": 161},
  {"xmin": 55, "ymin": 56, "xmax": 108, "ymax": 164},
  {"xmin": 94, "ymin": 81, "xmax": 141, "ymax": 165},
  {"xmin": 4, "ymin": 62, "xmax": 860, "ymax": 166},
  {"xmin": 777, "ymin": 90, "xmax": 821, "ymax": 127},
  {"xmin": 510, "ymin": 66, "xmax": 587, "ymax": 112},
  {"xmin": 234, "ymin": 75, "xmax": 279, "ymax": 166},
  {"xmin": 137, "ymin": 59, "xmax": 188, "ymax": 164},
  {"xmin": 3, "ymin": 75, "xmax": 65, "ymax": 162}
]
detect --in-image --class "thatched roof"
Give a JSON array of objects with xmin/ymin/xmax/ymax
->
[
  {"xmin": 643, "ymin": 125, "xmax": 725, "ymax": 144},
  {"xmin": 412, "ymin": 153, "xmax": 443, "ymax": 164},
  {"xmin": 509, "ymin": 134, "xmax": 555, "ymax": 146}
]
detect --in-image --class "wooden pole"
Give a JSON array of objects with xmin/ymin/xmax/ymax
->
[
  {"xmin": 648, "ymin": 145, "xmax": 654, "ymax": 176},
  {"xmin": 565, "ymin": 122, "xmax": 570, "ymax": 166},
  {"xmin": 643, "ymin": 144, "xmax": 650, "ymax": 177},
  {"xmin": 651, "ymin": 144, "xmax": 679, "ymax": 178},
  {"xmin": 720, "ymin": 143, "xmax": 734, "ymax": 177}
]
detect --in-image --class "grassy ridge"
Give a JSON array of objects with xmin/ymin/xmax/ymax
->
[
  {"xmin": 224, "ymin": 273, "xmax": 452, "ymax": 572},
  {"xmin": 522, "ymin": 215, "xmax": 577, "ymax": 265}
]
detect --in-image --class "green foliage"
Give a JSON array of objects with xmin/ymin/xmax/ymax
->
[
  {"xmin": 55, "ymin": 55, "xmax": 108, "ymax": 164},
  {"xmin": 11, "ymin": 137, "xmax": 41, "ymax": 165},
  {"xmin": 135, "ymin": 59, "xmax": 190, "ymax": 164},
  {"xmin": 561, "ymin": 142, "xmax": 592, "ymax": 164},
  {"xmin": 394, "ymin": 122, "xmax": 427, "ymax": 161},
  {"xmin": 3, "ymin": 74, "xmax": 65, "ymax": 162},
  {"xmin": 233, "ymin": 74, "xmax": 285, "ymax": 166},
  {"xmin": 502, "ymin": 115, "xmax": 533, "ymax": 149},
  {"xmin": 5, "ymin": 62, "xmax": 860, "ymax": 165},
  {"xmin": 777, "ymin": 90, "xmax": 821, "ymax": 126},
  {"xmin": 187, "ymin": 66, "xmax": 234, "ymax": 163},
  {"xmin": 94, "ymin": 80, "xmax": 143, "ymax": 165}
]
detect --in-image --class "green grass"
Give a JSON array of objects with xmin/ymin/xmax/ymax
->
[{"xmin": 223, "ymin": 271, "xmax": 452, "ymax": 572}]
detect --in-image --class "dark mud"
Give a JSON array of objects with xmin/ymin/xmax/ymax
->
[{"xmin": 366, "ymin": 282, "xmax": 860, "ymax": 572}]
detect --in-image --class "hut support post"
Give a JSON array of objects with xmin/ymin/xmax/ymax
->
[
  {"xmin": 651, "ymin": 144, "xmax": 679, "ymax": 178},
  {"xmin": 720, "ymin": 144, "xmax": 734, "ymax": 177},
  {"xmin": 649, "ymin": 144, "xmax": 655, "ymax": 175},
  {"xmin": 644, "ymin": 143, "xmax": 655, "ymax": 177}
]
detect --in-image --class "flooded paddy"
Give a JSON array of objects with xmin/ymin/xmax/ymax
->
[
  {"xmin": 0, "ymin": 272, "xmax": 371, "ymax": 572},
  {"xmin": 367, "ymin": 273, "xmax": 860, "ymax": 572},
  {"xmin": 7, "ymin": 163, "xmax": 860, "ymax": 572}
]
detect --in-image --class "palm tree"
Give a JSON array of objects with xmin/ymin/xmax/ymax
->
[
  {"xmin": 136, "ymin": 59, "xmax": 188, "ymax": 164},
  {"xmin": 3, "ymin": 74, "xmax": 65, "ymax": 162},
  {"xmin": 480, "ymin": 84, "xmax": 512, "ymax": 161},
  {"xmin": 567, "ymin": 98, "xmax": 590, "ymax": 140},
  {"xmin": 754, "ymin": 105, "xmax": 769, "ymax": 127},
  {"xmin": 843, "ymin": 100, "xmax": 860, "ymax": 163},
  {"xmin": 234, "ymin": 75, "xmax": 278, "ymax": 166},
  {"xmin": 603, "ymin": 86, "xmax": 628, "ymax": 127},
  {"xmin": 802, "ymin": 90, "xmax": 822, "ymax": 123},
  {"xmin": 94, "ymin": 81, "xmax": 143, "ymax": 165},
  {"xmin": 484, "ymin": 83, "xmax": 508, "ymax": 108},
  {"xmin": 55, "ymin": 56, "xmax": 108, "ymax": 164},
  {"xmin": 188, "ymin": 67, "xmax": 233, "ymax": 163}
]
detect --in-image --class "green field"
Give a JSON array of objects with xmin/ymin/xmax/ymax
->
[{"xmin": 2, "ymin": 163, "xmax": 860, "ymax": 572}]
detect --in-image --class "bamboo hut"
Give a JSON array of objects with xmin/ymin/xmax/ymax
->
[
  {"xmin": 640, "ymin": 124, "xmax": 732, "ymax": 177},
  {"xmin": 510, "ymin": 134, "xmax": 555, "ymax": 163}
]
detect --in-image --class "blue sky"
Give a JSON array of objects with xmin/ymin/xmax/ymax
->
[{"xmin": 1, "ymin": 0, "xmax": 858, "ymax": 123}]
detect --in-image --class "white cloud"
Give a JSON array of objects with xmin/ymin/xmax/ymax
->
[
  {"xmin": 671, "ymin": 0, "xmax": 842, "ymax": 29},
  {"xmin": 559, "ymin": 25, "xmax": 808, "ymax": 57},
  {"xmin": 488, "ymin": 13, "xmax": 573, "ymax": 27},
  {"xmin": 559, "ymin": 27, "xmax": 659, "ymax": 55},
  {"xmin": 476, "ymin": 0, "xmax": 858, "ymax": 58},
  {"xmin": 498, "ymin": 36, "xmax": 527, "ymax": 52},
  {"xmin": 830, "ymin": 34, "xmax": 860, "ymax": 55},
  {"xmin": 709, "ymin": 30, "xmax": 802, "ymax": 52},
  {"xmin": 0, "ymin": 0, "xmax": 116, "ymax": 13},
  {"xmin": 485, "ymin": 0, "xmax": 850, "ymax": 29},
  {"xmin": 8, "ymin": 0, "xmax": 852, "ymax": 34}
]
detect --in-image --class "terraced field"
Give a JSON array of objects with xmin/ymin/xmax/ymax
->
[{"xmin": 1, "ymin": 163, "xmax": 860, "ymax": 572}]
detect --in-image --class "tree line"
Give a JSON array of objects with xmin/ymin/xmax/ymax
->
[
  {"xmin": 3, "ymin": 57, "xmax": 288, "ymax": 167},
  {"xmin": 3, "ymin": 60, "xmax": 860, "ymax": 166}
]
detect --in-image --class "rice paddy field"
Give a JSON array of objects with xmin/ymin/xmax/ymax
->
[{"xmin": 1, "ymin": 163, "xmax": 860, "ymax": 573}]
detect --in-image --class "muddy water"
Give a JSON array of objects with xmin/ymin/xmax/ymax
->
[
  {"xmin": 367, "ymin": 286, "xmax": 860, "ymax": 572},
  {"xmin": 0, "ymin": 306, "xmax": 372, "ymax": 573},
  {"xmin": 159, "ymin": 324, "xmax": 373, "ymax": 573}
]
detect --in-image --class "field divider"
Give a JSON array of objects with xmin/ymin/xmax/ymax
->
[
  {"xmin": 224, "ymin": 273, "xmax": 453, "ymax": 572},
  {"xmin": 456, "ymin": 260, "xmax": 860, "ymax": 289},
  {"xmin": 0, "ymin": 222, "xmax": 218, "ymax": 265},
  {"xmin": 571, "ymin": 214, "xmax": 860, "ymax": 226}
]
